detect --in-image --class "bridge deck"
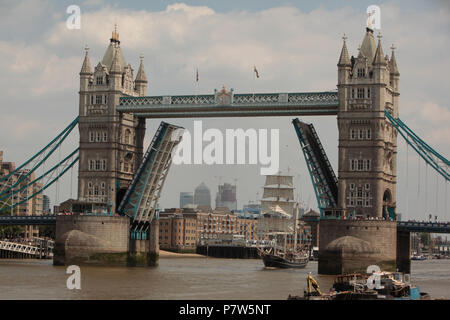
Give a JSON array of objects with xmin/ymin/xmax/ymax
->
[
  {"xmin": 117, "ymin": 91, "xmax": 339, "ymax": 118},
  {"xmin": 0, "ymin": 215, "xmax": 56, "ymax": 225},
  {"xmin": 397, "ymin": 221, "xmax": 450, "ymax": 233}
]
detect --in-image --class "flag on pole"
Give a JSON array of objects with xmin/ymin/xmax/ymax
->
[
  {"xmin": 253, "ymin": 65, "xmax": 259, "ymax": 78},
  {"xmin": 196, "ymin": 68, "xmax": 199, "ymax": 82}
]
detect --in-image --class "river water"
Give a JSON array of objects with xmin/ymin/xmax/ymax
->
[{"xmin": 0, "ymin": 257, "xmax": 449, "ymax": 299}]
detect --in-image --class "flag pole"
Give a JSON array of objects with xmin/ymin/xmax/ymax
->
[{"xmin": 253, "ymin": 65, "xmax": 255, "ymax": 102}]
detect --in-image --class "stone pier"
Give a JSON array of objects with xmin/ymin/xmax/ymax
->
[
  {"xmin": 396, "ymin": 230, "xmax": 411, "ymax": 273},
  {"xmin": 318, "ymin": 219, "xmax": 397, "ymax": 275},
  {"xmin": 53, "ymin": 214, "xmax": 159, "ymax": 267},
  {"xmin": 127, "ymin": 219, "xmax": 159, "ymax": 267}
]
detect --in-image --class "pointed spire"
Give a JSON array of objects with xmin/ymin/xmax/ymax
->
[
  {"xmin": 389, "ymin": 44, "xmax": 399, "ymax": 75},
  {"xmin": 110, "ymin": 24, "xmax": 120, "ymax": 44},
  {"xmin": 338, "ymin": 34, "xmax": 351, "ymax": 66},
  {"xmin": 110, "ymin": 48, "xmax": 122, "ymax": 73},
  {"xmin": 373, "ymin": 33, "xmax": 386, "ymax": 65},
  {"xmin": 80, "ymin": 44, "xmax": 93, "ymax": 74},
  {"xmin": 360, "ymin": 27, "xmax": 376, "ymax": 62},
  {"xmin": 135, "ymin": 54, "xmax": 147, "ymax": 82}
]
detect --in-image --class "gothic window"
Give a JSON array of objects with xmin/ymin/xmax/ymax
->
[
  {"xmin": 88, "ymin": 181, "xmax": 92, "ymax": 188},
  {"xmin": 96, "ymin": 76, "xmax": 103, "ymax": 85},
  {"xmin": 101, "ymin": 182, "xmax": 105, "ymax": 189},
  {"xmin": 357, "ymin": 187, "xmax": 363, "ymax": 198},
  {"xmin": 124, "ymin": 129, "xmax": 131, "ymax": 145},
  {"xmin": 103, "ymin": 131, "xmax": 108, "ymax": 142},
  {"xmin": 96, "ymin": 131, "xmax": 101, "ymax": 142},
  {"xmin": 90, "ymin": 95, "xmax": 94, "ymax": 104},
  {"xmin": 365, "ymin": 183, "xmax": 370, "ymax": 190},
  {"xmin": 104, "ymin": 95, "xmax": 108, "ymax": 104},
  {"xmin": 357, "ymin": 160, "xmax": 364, "ymax": 171},
  {"xmin": 351, "ymin": 159, "xmax": 356, "ymax": 171},
  {"xmin": 367, "ymin": 129, "xmax": 371, "ymax": 139},
  {"xmin": 94, "ymin": 185, "xmax": 99, "ymax": 196},
  {"xmin": 89, "ymin": 160, "xmax": 94, "ymax": 171},
  {"xmin": 102, "ymin": 159, "xmax": 107, "ymax": 171},
  {"xmin": 350, "ymin": 183, "xmax": 355, "ymax": 190},
  {"xmin": 89, "ymin": 132, "xmax": 95, "ymax": 142},
  {"xmin": 95, "ymin": 160, "xmax": 101, "ymax": 171},
  {"xmin": 366, "ymin": 160, "xmax": 371, "ymax": 171},
  {"xmin": 359, "ymin": 129, "xmax": 365, "ymax": 140},
  {"xmin": 96, "ymin": 95, "xmax": 102, "ymax": 104},
  {"xmin": 351, "ymin": 88, "xmax": 355, "ymax": 99},
  {"xmin": 357, "ymin": 68, "xmax": 365, "ymax": 78},
  {"xmin": 350, "ymin": 129, "xmax": 356, "ymax": 140},
  {"xmin": 367, "ymin": 88, "xmax": 371, "ymax": 98},
  {"xmin": 357, "ymin": 88, "xmax": 364, "ymax": 98}
]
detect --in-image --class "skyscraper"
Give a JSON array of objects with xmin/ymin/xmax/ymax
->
[
  {"xmin": 42, "ymin": 195, "xmax": 51, "ymax": 214},
  {"xmin": 180, "ymin": 192, "xmax": 194, "ymax": 208},
  {"xmin": 194, "ymin": 182, "xmax": 211, "ymax": 208},
  {"xmin": 215, "ymin": 183, "xmax": 237, "ymax": 211}
]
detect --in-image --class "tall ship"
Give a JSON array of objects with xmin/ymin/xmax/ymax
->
[{"xmin": 257, "ymin": 174, "xmax": 310, "ymax": 268}]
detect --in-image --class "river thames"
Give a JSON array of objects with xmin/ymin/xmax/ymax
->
[{"xmin": 0, "ymin": 257, "xmax": 449, "ymax": 299}]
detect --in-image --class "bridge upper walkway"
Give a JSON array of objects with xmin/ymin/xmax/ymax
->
[{"xmin": 117, "ymin": 91, "xmax": 339, "ymax": 118}]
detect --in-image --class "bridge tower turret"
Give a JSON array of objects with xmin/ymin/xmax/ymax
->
[
  {"xmin": 77, "ymin": 27, "xmax": 147, "ymax": 213},
  {"xmin": 337, "ymin": 27, "xmax": 399, "ymax": 219}
]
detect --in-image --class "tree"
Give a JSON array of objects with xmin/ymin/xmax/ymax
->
[{"xmin": 0, "ymin": 198, "xmax": 25, "ymax": 238}]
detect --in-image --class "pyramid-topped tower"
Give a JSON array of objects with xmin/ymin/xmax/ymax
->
[{"xmin": 77, "ymin": 27, "xmax": 148, "ymax": 212}]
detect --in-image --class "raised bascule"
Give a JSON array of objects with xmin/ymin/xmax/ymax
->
[{"xmin": 1, "ymin": 25, "xmax": 449, "ymax": 272}]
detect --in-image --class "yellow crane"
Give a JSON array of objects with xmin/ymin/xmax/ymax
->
[{"xmin": 306, "ymin": 273, "xmax": 322, "ymax": 296}]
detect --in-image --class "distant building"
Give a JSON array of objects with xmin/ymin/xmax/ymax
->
[
  {"xmin": 215, "ymin": 183, "xmax": 237, "ymax": 211},
  {"xmin": 42, "ymin": 195, "xmax": 51, "ymax": 214},
  {"xmin": 301, "ymin": 209, "xmax": 320, "ymax": 248},
  {"xmin": 242, "ymin": 203, "xmax": 261, "ymax": 215},
  {"xmin": 159, "ymin": 208, "xmax": 198, "ymax": 252},
  {"xmin": 0, "ymin": 151, "xmax": 43, "ymax": 238},
  {"xmin": 179, "ymin": 192, "xmax": 194, "ymax": 208},
  {"xmin": 194, "ymin": 182, "xmax": 211, "ymax": 207}
]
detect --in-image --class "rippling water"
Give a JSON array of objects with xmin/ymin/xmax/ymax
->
[{"xmin": 0, "ymin": 257, "xmax": 449, "ymax": 299}]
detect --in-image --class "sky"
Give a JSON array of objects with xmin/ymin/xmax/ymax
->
[{"xmin": 0, "ymin": 0, "xmax": 449, "ymax": 221}]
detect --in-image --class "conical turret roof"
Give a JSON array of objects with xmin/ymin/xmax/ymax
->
[
  {"xmin": 80, "ymin": 45, "xmax": 93, "ymax": 74},
  {"xmin": 389, "ymin": 45, "xmax": 399, "ymax": 75},
  {"xmin": 373, "ymin": 34, "xmax": 387, "ymax": 65},
  {"xmin": 338, "ymin": 35, "xmax": 351, "ymax": 66},
  {"xmin": 360, "ymin": 28, "xmax": 377, "ymax": 62},
  {"xmin": 135, "ymin": 55, "xmax": 147, "ymax": 82}
]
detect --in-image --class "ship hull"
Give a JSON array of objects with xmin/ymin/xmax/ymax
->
[{"xmin": 261, "ymin": 253, "xmax": 308, "ymax": 269}]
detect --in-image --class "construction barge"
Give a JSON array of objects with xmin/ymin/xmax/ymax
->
[{"xmin": 288, "ymin": 272, "xmax": 431, "ymax": 300}]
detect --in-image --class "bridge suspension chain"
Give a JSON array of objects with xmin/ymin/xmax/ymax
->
[
  {"xmin": 0, "ymin": 153, "xmax": 79, "ymax": 214},
  {"xmin": 0, "ymin": 117, "xmax": 79, "ymax": 197},
  {"xmin": 385, "ymin": 110, "xmax": 449, "ymax": 181}
]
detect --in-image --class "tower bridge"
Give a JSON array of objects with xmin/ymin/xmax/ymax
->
[{"xmin": 1, "ymin": 25, "xmax": 449, "ymax": 273}]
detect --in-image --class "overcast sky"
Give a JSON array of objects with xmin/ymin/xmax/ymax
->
[{"xmin": 0, "ymin": 0, "xmax": 449, "ymax": 221}]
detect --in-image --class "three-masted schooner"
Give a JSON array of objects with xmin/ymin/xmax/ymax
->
[{"xmin": 257, "ymin": 174, "xmax": 310, "ymax": 268}]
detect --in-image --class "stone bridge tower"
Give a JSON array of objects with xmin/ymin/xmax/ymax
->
[
  {"xmin": 337, "ymin": 27, "xmax": 400, "ymax": 219},
  {"xmin": 78, "ymin": 27, "xmax": 147, "ymax": 213}
]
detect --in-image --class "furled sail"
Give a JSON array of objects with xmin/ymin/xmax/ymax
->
[
  {"xmin": 262, "ymin": 186, "xmax": 294, "ymax": 201},
  {"xmin": 264, "ymin": 175, "xmax": 293, "ymax": 188}
]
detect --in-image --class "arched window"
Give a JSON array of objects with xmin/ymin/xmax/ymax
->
[{"xmin": 124, "ymin": 129, "xmax": 131, "ymax": 145}]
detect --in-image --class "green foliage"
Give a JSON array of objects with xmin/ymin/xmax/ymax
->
[{"xmin": 0, "ymin": 199, "xmax": 24, "ymax": 238}]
